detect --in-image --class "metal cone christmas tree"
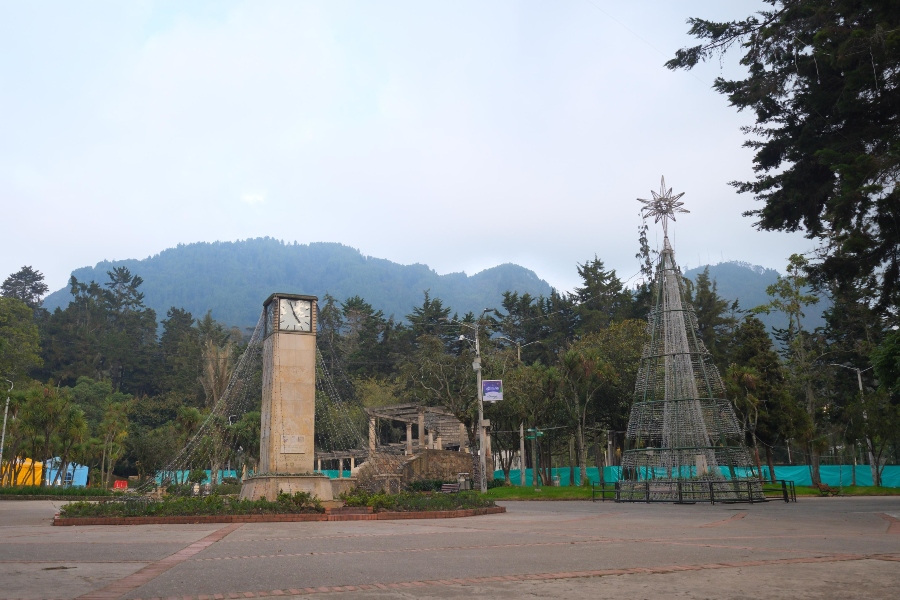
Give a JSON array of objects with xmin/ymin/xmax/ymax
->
[{"xmin": 619, "ymin": 177, "xmax": 764, "ymax": 503}]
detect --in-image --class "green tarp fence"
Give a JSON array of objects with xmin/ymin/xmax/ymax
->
[{"xmin": 495, "ymin": 465, "xmax": 900, "ymax": 487}]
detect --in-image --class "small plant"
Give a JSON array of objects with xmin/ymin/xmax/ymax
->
[{"xmin": 187, "ymin": 469, "xmax": 207, "ymax": 485}]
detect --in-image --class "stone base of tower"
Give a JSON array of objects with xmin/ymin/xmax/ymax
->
[{"xmin": 240, "ymin": 474, "xmax": 334, "ymax": 502}]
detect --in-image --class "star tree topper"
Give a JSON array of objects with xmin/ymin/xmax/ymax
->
[{"xmin": 638, "ymin": 176, "xmax": 688, "ymax": 237}]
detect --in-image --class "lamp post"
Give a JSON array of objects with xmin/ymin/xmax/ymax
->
[
  {"xmin": 445, "ymin": 310, "xmax": 492, "ymax": 493},
  {"xmin": 830, "ymin": 363, "xmax": 878, "ymax": 486},
  {"xmin": 1, "ymin": 380, "xmax": 12, "ymax": 487}
]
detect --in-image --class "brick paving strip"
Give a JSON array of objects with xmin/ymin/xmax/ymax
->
[
  {"xmin": 698, "ymin": 512, "xmax": 747, "ymax": 528},
  {"xmin": 128, "ymin": 552, "xmax": 900, "ymax": 599},
  {"xmin": 76, "ymin": 523, "xmax": 244, "ymax": 600},
  {"xmin": 877, "ymin": 513, "xmax": 900, "ymax": 534}
]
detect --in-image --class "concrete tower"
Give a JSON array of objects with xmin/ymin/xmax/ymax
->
[{"xmin": 240, "ymin": 293, "xmax": 333, "ymax": 501}]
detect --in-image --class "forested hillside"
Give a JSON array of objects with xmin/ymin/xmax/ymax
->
[
  {"xmin": 42, "ymin": 239, "xmax": 554, "ymax": 328},
  {"xmin": 684, "ymin": 261, "xmax": 827, "ymax": 334}
]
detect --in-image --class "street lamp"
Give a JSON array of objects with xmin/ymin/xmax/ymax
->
[
  {"xmin": 829, "ymin": 363, "xmax": 878, "ymax": 486},
  {"xmin": 444, "ymin": 309, "xmax": 493, "ymax": 493},
  {"xmin": 0, "ymin": 380, "xmax": 11, "ymax": 487}
]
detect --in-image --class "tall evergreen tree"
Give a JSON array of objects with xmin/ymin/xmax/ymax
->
[
  {"xmin": 667, "ymin": 0, "xmax": 900, "ymax": 310},
  {"xmin": 686, "ymin": 267, "xmax": 738, "ymax": 369},
  {"xmin": 573, "ymin": 256, "xmax": 632, "ymax": 333},
  {"xmin": 1, "ymin": 266, "xmax": 49, "ymax": 309}
]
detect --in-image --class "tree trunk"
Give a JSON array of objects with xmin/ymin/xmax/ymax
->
[
  {"xmin": 576, "ymin": 423, "xmax": 587, "ymax": 485},
  {"xmin": 753, "ymin": 438, "xmax": 764, "ymax": 482},
  {"xmin": 595, "ymin": 433, "xmax": 604, "ymax": 486},
  {"xmin": 866, "ymin": 436, "xmax": 880, "ymax": 487},
  {"xmin": 765, "ymin": 445, "xmax": 776, "ymax": 483},
  {"xmin": 568, "ymin": 436, "xmax": 575, "ymax": 487},
  {"xmin": 809, "ymin": 443, "xmax": 822, "ymax": 486},
  {"xmin": 100, "ymin": 443, "xmax": 107, "ymax": 489}
]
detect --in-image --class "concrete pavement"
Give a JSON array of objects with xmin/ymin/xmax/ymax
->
[{"xmin": 0, "ymin": 497, "xmax": 897, "ymax": 599}]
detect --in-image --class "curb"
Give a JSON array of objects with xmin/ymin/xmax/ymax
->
[
  {"xmin": 0, "ymin": 496, "xmax": 117, "ymax": 501},
  {"xmin": 52, "ymin": 506, "xmax": 505, "ymax": 526}
]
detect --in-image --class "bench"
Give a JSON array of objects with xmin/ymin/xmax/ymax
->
[
  {"xmin": 813, "ymin": 483, "xmax": 838, "ymax": 496},
  {"xmin": 440, "ymin": 483, "xmax": 460, "ymax": 494}
]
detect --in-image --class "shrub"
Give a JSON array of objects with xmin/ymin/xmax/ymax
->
[
  {"xmin": 59, "ymin": 491, "xmax": 323, "ymax": 518},
  {"xmin": 340, "ymin": 488, "xmax": 495, "ymax": 512},
  {"xmin": 406, "ymin": 479, "xmax": 456, "ymax": 492},
  {"xmin": 487, "ymin": 478, "xmax": 507, "ymax": 489}
]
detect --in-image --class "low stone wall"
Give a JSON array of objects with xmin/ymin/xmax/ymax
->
[{"xmin": 51, "ymin": 506, "xmax": 506, "ymax": 526}]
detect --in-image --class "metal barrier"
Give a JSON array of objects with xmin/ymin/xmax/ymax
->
[
  {"xmin": 761, "ymin": 479, "xmax": 797, "ymax": 503},
  {"xmin": 591, "ymin": 482, "xmax": 617, "ymax": 502},
  {"xmin": 614, "ymin": 479, "xmax": 767, "ymax": 504},
  {"xmin": 592, "ymin": 479, "xmax": 796, "ymax": 504}
]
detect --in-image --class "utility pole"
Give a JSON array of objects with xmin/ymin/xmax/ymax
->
[
  {"xmin": 1, "ymin": 380, "xmax": 12, "ymax": 488},
  {"xmin": 447, "ymin": 310, "xmax": 493, "ymax": 493},
  {"xmin": 473, "ymin": 329, "xmax": 487, "ymax": 493},
  {"xmin": 525, "ymin": 427, "xmax": 544, "ymax": 487}
]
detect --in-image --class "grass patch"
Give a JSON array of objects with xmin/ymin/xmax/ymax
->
[
  {"xmin": 486, "ymin": 483, "xmax": 900, "ymax": 500},
  {"xmin": 484, "ymin": 485, "xmax": 593, "ymax": 501},
  {"xmin": 59, "ymin": 492, "xmax": 323, "ymax": 518},
  {"xmin": 0, "ymin": 486, "xmax": 116, "ymax": 497},
  {"xmin": 792, "ymin": 485, "xmax": 900, "ymax": 497},
  {"xmin": 341, "ymin": 489, "xmax": 496, "ymax": 512}
]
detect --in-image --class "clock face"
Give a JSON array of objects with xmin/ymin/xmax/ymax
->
[{"xmin": 278, "ymin": 298, "xmax": 312, "ymax": 332}]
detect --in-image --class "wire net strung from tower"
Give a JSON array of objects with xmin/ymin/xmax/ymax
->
[
  {"xmin": 315, "ymin": 348, "xmax": 408, "ymax": 488},
  {"xmin": 620, "ymin": 177, "xmax": 764, "ymax": 503},
  {"xmin": 146, "ymin": 311, "xmax": 267, "ymax": 490},
  {"xmin": 143, "ymin": 308, "xmax": 409, "ymax": 493}
]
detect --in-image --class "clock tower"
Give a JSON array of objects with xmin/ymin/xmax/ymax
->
[{"xmin": 240, "ymin": 293, "xmax": 334, "ymax": 501}]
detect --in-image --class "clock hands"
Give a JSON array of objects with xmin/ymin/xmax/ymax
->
[{"xmin": 290, "ymin": 301, "xmax": 310, "ymax": 328}]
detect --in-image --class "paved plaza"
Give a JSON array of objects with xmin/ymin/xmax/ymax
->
[{"xmin": 0, "ymin": 497, "xmax": 898, "ymax": 599}]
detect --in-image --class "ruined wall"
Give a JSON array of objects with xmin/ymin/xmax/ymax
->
[{"xmin": 402, "ymin": 450, "xmax": 492, "ymax": 482}]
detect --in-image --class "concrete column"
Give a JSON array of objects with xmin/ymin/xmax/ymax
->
[
  {"xmin": 369, "ymin": 417, "xmax": 376, "ymax": 453},
  {"xmin": 436, "ymin": 436, "xmax": 442, "ymax": 450},
  {"xmin": 418, "ymin": 409, "xmax": 425, "ymax": 449},
  {"xmin": 350, "ymin": 456, "xmax": 355, "ymax": 470},
  {"xmin": 317, "ymin": 458, "xmax": 322, "ymax": 471},
  {"xmin": 338, "ymin": 458, "xmax": 344, "ymax": 478},
  {"xmin": 459, "ymin": 423, "xmax": 467, "ymax": 452},
  {"xmin": 406, "ymin": 422, "xmax": 413, "ymax": 455},
  {"xmin": 427, "ymin": 431, "xmax": 433, "ymax": 449}
]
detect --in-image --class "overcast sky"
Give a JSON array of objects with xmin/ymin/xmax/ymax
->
[{"xmin": 1, "ymin": 1, "xmax": 811, "ymax": 295}]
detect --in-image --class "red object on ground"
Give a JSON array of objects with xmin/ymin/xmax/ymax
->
[{"xmin": 112, "ymin": 480, "xmax": 128, "ymax": 490}]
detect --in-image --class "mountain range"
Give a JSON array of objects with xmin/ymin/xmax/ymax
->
[
  {"xmin": 683, "ymin": 261, "xmax": 827, "ymax": 333},
  {"xmin": 42, "ymin": 239, "xmax": 827, "ymax": 334},
  {"xmin": 42, "ymin": 239, "xmax": 554, "ymax": 327}
]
